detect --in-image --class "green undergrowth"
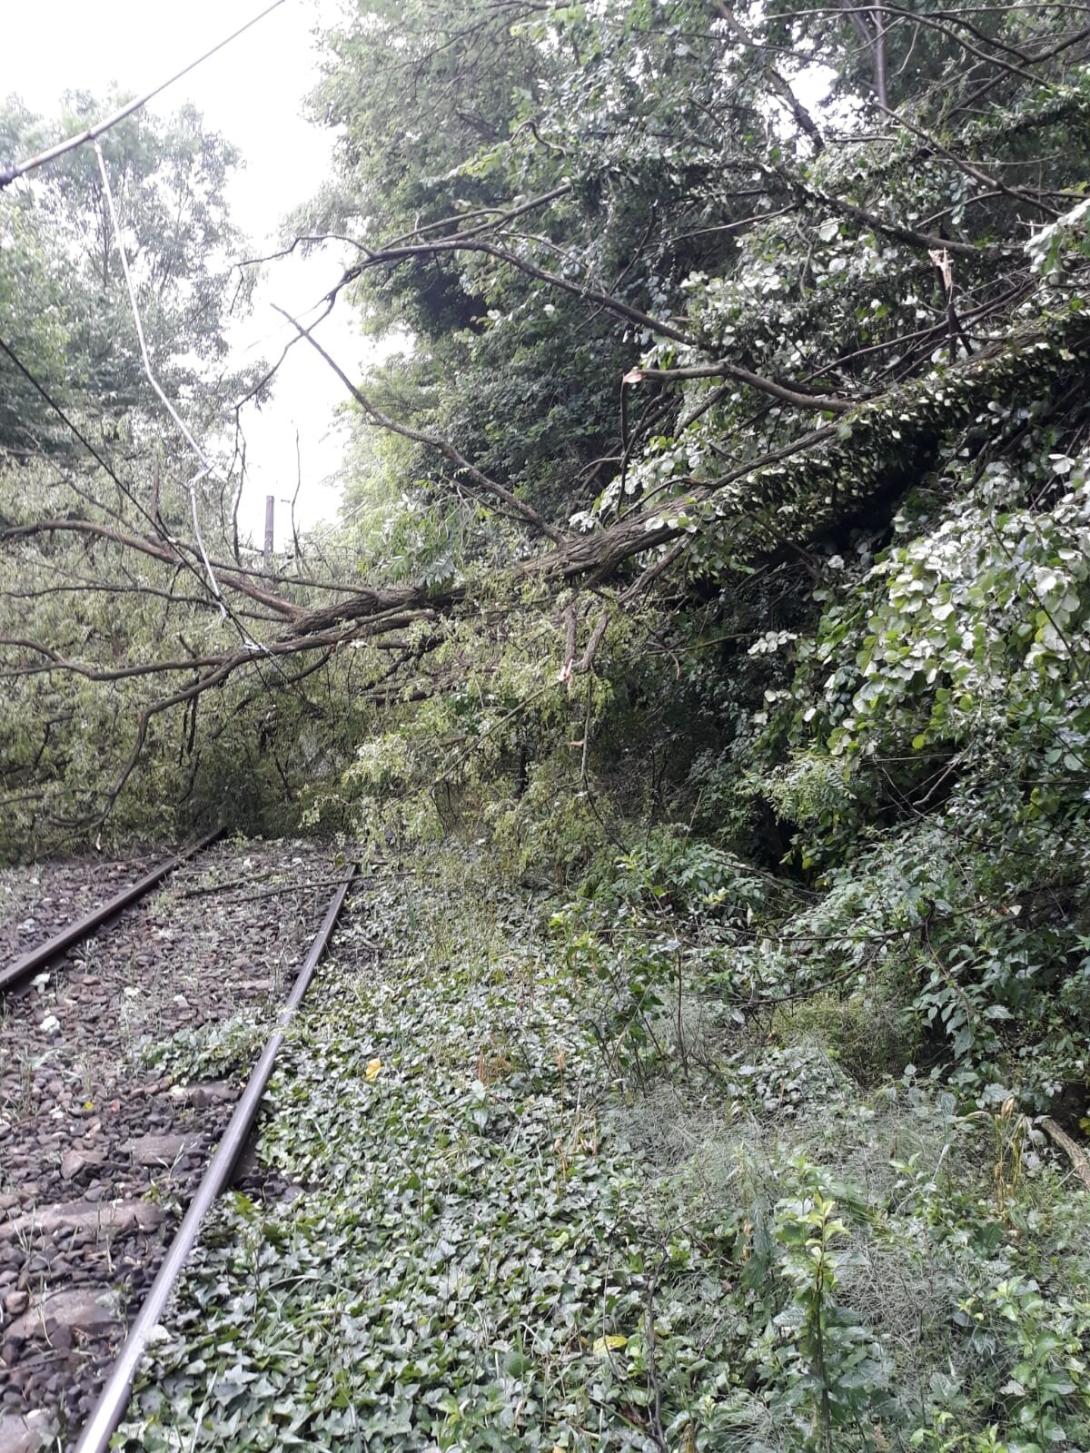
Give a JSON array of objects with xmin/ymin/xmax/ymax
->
[
  {"xmin": 140, "ymin": 1013, "xmax": 273, "ymax": 1085},
  {"xmin": 117, "ymin": 855, "xmax": 1090, "ymax": 1453}
]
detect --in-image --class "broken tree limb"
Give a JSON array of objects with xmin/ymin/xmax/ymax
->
[{"xmin": 1040, "ymin": 1116, "xmax": 1090, "ymax": 1191}]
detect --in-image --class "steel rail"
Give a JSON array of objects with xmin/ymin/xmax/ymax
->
[
  {"xmin": 73, "ymin": 862, "xmax": 358, "ymax": 1453},
  {"xmin": 0, "ymin": 827, "xmax": 224, "ymax": 993}
]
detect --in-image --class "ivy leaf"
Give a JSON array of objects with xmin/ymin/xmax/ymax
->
[{"xmin": 592, "ymin": 1335, "xmax": 628, "ymax": 1355}]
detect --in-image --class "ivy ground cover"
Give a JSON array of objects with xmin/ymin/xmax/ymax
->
[
  {"xmin": 117, "ymin": 855, "xmax": 1090, "ymax": 1453},
  {"xmin": 118, "ymin": 863, "xmax": 719, "ymax": 1451}
]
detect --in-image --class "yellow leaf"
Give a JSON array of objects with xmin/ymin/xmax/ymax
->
[
  {"xmin": 365, "ymin": 1058, "xmax": 383, "ymax": 1081},
  {"xmin": 592, "ymin": 1335, "xmax": 627, "ymax": 1356}
]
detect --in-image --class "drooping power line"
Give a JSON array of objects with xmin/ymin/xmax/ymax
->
[
  {"xmin": 94, "ymin": 140, "xmax": 227, "ymax": 610},
  {"xmin": 0, "ymin": 0, "xmax": 289, "ymax": 190},
  {"xmin": 0, "ymin": 334, "xmax": 133, "ymax": 491},
  {"xmin": 94, "ymin": 142, "xmax": 290, "ymax": 671}
]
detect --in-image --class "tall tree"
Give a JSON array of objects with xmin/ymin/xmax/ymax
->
[{"xmin": 0, "ymin": 93, "xmax": 250, "ymax": 456}]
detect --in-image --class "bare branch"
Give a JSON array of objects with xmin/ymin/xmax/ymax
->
[
  {"xmin": 626, "ymin": 362, "xmax": 856, "ymax": 412},
  {"xmin": 273, "ymin": 306, "xmax": 567, "ymax": 544},
  {"xmin": 0, "ymin": 520, "xmax": 299, "ymax": 618}
]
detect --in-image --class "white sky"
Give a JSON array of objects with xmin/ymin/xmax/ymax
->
[{"xmin": 4, "ymin": 0, "xmax": 372, "ymax": 548}]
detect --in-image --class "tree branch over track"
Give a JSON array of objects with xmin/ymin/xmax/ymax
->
[
  {"xmin": 329, "ymin": 237, "xmax": 862, "ymax": 414},
  {"xmin": 272, "ymin": 307, "xmax": 568, "ymax": 543},
  {"xmin": 1, "ymin": 521, "xmax": 300, "ymax": 619},
  {"xmin": 6, "ymin": 289, "xmax": 1082, "ymax": 830},
  {"xmin": 6, "ymin": 14, "xmax": 1086, "ymax": 835}
]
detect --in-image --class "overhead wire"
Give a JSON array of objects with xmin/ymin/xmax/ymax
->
[
  {"xmin": 0, "ymin": 0, "xmax": 290, "ymax": 190},
  {"xmin": 0, "ymin": 0, "xmax": 306, "ymax": 614},
  {"xmin": 93, "ymin": 140, "xmax": 227, "ymax": 614},
  {"xmin": 0, "ymin": 0, "xmax": 314, "ymax": 643},
  {"xmin": 0, "ymin": 0, "xmax": 361, "ymax": 578},
  {"xmin": 93, "ymin": 148, "xmax": 299, "ymax": 676},
  {"xmin": 0, "ymin": 336, "xmax": 224, "ymax": 604},
  {"xmin": 0, "ymin": 336, "xmax": 135, "ymax": 494},
  {"xmin": 0, "ymin": 0, "xmax": 354, "ymax": 819},
  {"xmin": 0, "ymin": 332, "xmax": 299, "ymax": 724}
]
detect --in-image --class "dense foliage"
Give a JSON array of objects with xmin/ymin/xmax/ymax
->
[
  {"xmin": 121, "ymin": 851, "xmax": 1090, "ymax": 1453},
  {"xmin": 291, "ymin": 0, "xmax": 1090, "ymax": 1114},
  {"xmin": 3, "ymin": 5, "xmax": 1090, "ymax": 1446},
  {"xmin": 0, "ymin": 95, "xmax": 250, "ymax": 453}
]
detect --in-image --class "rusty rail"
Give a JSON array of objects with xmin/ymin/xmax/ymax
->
[
  {"xmin": 73, "ymin": 862, "xmax": 358, "ymax": 1453},
  {"xmin": 0, "ymin": 827, "xmax": 224, "ymax": 993}
]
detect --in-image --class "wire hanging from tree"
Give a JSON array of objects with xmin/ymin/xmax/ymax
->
[{"xmin": 93, "ymin": 140, "xmax": 228, "ymax": 613}]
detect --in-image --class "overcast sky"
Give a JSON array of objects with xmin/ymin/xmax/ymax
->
[{"xmin": 5, "ymin": 0, "xmax": 371, "ymax": 546}]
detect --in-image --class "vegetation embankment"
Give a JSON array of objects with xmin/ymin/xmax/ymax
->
[{"xmin": 121, "ymin": 855, "xmax": 1090, "ymax": 1452}]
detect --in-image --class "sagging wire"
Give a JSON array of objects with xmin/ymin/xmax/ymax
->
[
  {"xmin": 0, "ymin": 0, "xmax": 289, "ymax": 190},
  {"xmin": 95, "ymin": 141, "xmax": 323, "ymax": 731},
  {"xmin": 93, "ymin": 140, "xmax": 228, "ymax": 618},
  {"xmin": 94, "ymin": 145, "xmax": 310, "ymax": 731},
  {"xmin": 94, "ymin": 148, "xmax": 295, "ymax": 687}
]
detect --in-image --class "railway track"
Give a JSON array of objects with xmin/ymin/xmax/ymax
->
[{"xmin": 0, "ymin": 837, "xmax": 355, "ymax": 1453}]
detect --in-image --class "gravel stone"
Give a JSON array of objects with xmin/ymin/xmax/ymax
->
[
  {"xmin": 0, "ymin": 837, "xmax": 338, "ymax": 1447},
  {"xmin": 58, "ymin": 1151, "xmax": 106, "ymax": 1181},
  {"xmin": 0, "ymin": 1410, "xmax": 52, "ymax": 1453},
  {"xmin": 9, "ymin": 1290, "xmax": 120, "ymax": 1342},
  {"xmin": 121, "ymin": 1133, "xmax": 201, "ymax": 1166}
]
